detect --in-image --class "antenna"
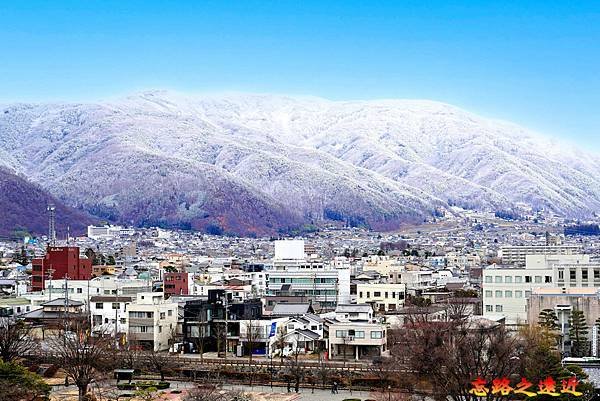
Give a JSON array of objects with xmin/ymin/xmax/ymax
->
[{"xmin": 47, "ymin": 205, "xmax": 56, "ymax": 246}]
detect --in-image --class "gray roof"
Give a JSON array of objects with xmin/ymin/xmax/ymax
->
[
  {"xmin": 335, "ymin": 304, "xmax": 372, "ymax": 313},
  {"xmin": 41, "ymin": 298, "xmax": 84, "ymax": 307},
  {"xmin": 271, "ymin": 303, "xmax": 313, "ymax": 316}
]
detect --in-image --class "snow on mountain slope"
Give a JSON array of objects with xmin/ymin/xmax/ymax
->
[{"xmin": 0, "ymin": 91, "xmax": 598, "ymax": 235}]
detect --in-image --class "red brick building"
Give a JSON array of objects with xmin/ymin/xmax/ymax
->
[
  {"xmin": 164, "ymin": 272, "xmax": 189, "ymax": 296},
  {"xmin": 31, "ymin": 246, "xmax": 93, "ymax": 291}
]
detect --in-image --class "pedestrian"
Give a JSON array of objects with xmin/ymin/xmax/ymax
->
[{"xmin": 287, "ymin": 380, "xmax": 291, "ymax": 392}]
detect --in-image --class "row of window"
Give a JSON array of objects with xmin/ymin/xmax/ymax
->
[
  {"xmin": 557, "ymin": 269, "xmax": 600, "ymax": 281},
  {"xmin": 269, "ymin": 278, "xmax": 337, "ymax": 284},
  {"xmin": 335, "ymin": 329, "xmax": 384, "ymax": 339},
  {"xmin": 485, "ymin": 305, "xmax": 503, "ymax": 312},
  {"xmin": 358, "ymin": 291, "xmax": 404, "ymax": 300},
  {"xmin": 484, "ymin": 290, "xmax": 531, "ymax": 298},
  {"xmin": 484, "ymin": 275, "xmax": 552, "ymax": 284}
]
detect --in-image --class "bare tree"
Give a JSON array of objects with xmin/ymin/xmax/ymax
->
[
  {"xmin": 243, "ymin": 318, "xmax": 262, "ymax": 364},
  {"xmin": 49, "ymin": 320, "xmax": 115, "ymax": 401},
  {"xmin": 285, "ymin": 340, "xmax": 305, "ymax": 393},
  {"xmin": 392, "ymin": 317, "xmax": 522, "ymax": 401},
  {"xmin": 214, "ymin": 322, "xmax": 227, "ymax": 358},
  {"xmin": 0, "ymin": 318, "xmax": 38, "ymax": 362},
  {"xmin": 273, "ymin": 327, "xmax": 286, "ymax": 365},
  {"xmin": 142, "ymin": 348, "xmax": 178, "ymax": 381}
]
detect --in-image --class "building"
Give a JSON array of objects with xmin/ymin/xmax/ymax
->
[
  {"xmin": 164, "ymin": 272, "xmax": 191, "ymax": 296},
  {"xmin": 90, "ymin": 295, "xmax": 133, "ymax": 337},
  {"xmin": 87, "ymin": 225, "xmax": 133, "ymax": 240},
  {"xmin": 126, "ymin": 292, "xmax": 178, "ymax": 351},
  {"xmin": 527, "ymin": 288, "xmax": 600, "ymax": 355},
  {"xmin": 356, "ymin": 283, "xmax": 406, "ymax": 312},
  {"xmin": 499, "ymin": 245, "xmax": 581, "ymax": 266},
  {"xmin": 483, "ymin": 254, "xmax": 598, "ymax": 324},
  {"xmin": 182, "ymin": 289, "xmax": 263, "ymax": 355},
  {"xmin": 31, "ymin": 247, "xmax": 93, "ymax": 291},
  {"xmin": 327, "ymin": 304, "xmax": 387, "ymax": 361}
]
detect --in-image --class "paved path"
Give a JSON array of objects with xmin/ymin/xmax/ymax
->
[{"xmin": 222, "ymin": 383, "xmax": 374, "ymax": 401}]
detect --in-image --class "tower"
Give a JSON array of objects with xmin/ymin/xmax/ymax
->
[{"xmin": 47, "ymin": 204, "xmax": 56, "ymax": 246}]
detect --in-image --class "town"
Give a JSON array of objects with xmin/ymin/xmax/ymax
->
[{"xmin": 1, "ymin": 207, "xmax": 600, "ymax": 401}]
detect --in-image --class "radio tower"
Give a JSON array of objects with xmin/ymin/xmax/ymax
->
[{"xmin": 47, "ymin": 205, "xmax": 56, "ymax": 246}]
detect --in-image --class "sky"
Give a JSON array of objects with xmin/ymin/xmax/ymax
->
[{"xmin": 0, "ymin": 1, "xmax": 598, "ymax": 149}]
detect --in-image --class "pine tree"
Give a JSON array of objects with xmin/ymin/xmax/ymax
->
[
  {"xmin": 539, "ymin": 309, "xmax": 559, "ymax": 330},
  {"xmin": 569, "ymin": 310, "xmax": 589, "ymax": 357}
]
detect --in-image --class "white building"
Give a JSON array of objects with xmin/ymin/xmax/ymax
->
[
  {"xmin": 87, "ymin": 225, "xmax": 133, "ymax": 240},
  {"xmin": 483, "ymin": 253, "xmax": 598, "ymax": 324},
  {"xmin": 356, "ymin": 283, "xmax": 406, "ymax": 312},
  {"xmin": 90, "ymin": 295, "xmax": 133, "ymax": 337},
  {"xmin": 126, "ymin": 292, "xmax": 178, "ymax": 351},
  {"xmin": 328, "ymin": 304, "xmax": 387, "ymax": 361},
  {"xmin": 499, "ymin": 245, "xmax": 581, "ymax": 266}
]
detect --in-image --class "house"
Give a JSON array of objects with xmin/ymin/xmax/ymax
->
[{"xmin": 126, "ymin": 292, "xmax": 178, "ymax": 351}]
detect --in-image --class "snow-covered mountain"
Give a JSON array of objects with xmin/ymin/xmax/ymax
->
[{"xmin": 1, "ymin": 91, "xmax": 598, "ymax": 235}]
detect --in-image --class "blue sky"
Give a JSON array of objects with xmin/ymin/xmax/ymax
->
[{"xmin": 0, "ymin": 1, "xmax": 598, "ymax": 149}]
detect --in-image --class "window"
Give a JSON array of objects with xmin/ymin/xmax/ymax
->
[
  {"xmin": 495, "ymin": 276, "xmax": 502, "ymax": 283},
  {"xmin": 582, "ymin": 270, "xmax": 588, "ymax": 281},
  {"xmin": 534, "ymin": 276, "xmax": 542, "ymax": 283},
  {"xmin": 525, "ymin": 290, "xmax": 531, "ymax": 298},
  {"xmin": 158, "ymin": 326, "xmax": 162, "ymax": 333},
  {"xmin": 355, "ymin": 331, "xmax": 365, "ymax": 338},
  {"xmin": 168, "ymin": 310, "xmax": 173, "ymax": 317},
  {"xmin": 485, "ymin": 290, "xmax": 493, "ymax": 298},
  {"xmin": 392, "ymin": 292, "xmax": 396, "ymax": 299},
  {"xmin": 366, "ymin": 292, "xmax": 370, "ymax": 298},
  {"xmin": 525, "ymin": 276, "xmax": 532, "ymax": 283},
  {"xmin": 504, "ymin": 276, "xmax": 512, "ymax": 283},
  {"xmin": 495, "ymin": 290, "xmax": 503, "ymax": 298},
  {"xmin": 515, "ymin": 290, "xmax": 523, "ymax": 298},
  {"xmin": 336, "ymin": 330, "xmax": 346, "ymax": 338},
  {"xmin": 545, "ymin": 276, "xmax": 552, "ymax": 283},
  {"xmin": 120, "ymin": 318, "xmax": 126, "ymax": 324},
  {"xmin": 160, "ymin": 312, "xmax": 166, "ymax": 319},
  {"xmin": 311, "ymin": 325, "xmax": 318, "ymax": 330},
  {"xmin": 371, "ymin": 331, "xmax": 383, "ymax": 339},
  {"xmin": 385, "ymin": 292, "xmax": 389, "ymax": 298},
  {"xmin": 77, "ymin": 288, "xmax": 83, "ymax": 294},
  {"xmin": 505, "ymin": 290, "xmax": 512, "ymax": 298},
  {"xmin": 595, "ymin": 269, "xmax": 600, "ymax": 280},
  {"xmin": 112, "ymin": 303, "xmax": 120, "ymax": 309},
  {"xmin": 485, "ymin": 276, "xmax": 492, "ymax": 283},
  {"xmin": 486, "ymin": 305, "xmax": 493, "ymax": 312},
  {"xmin": 359, "ymin": 292, "xmax": 363, "ymax": 298},
  {"xmin": 374, "ymin": 292, "xmax": 381, "ymax": 297},
  {"xmin": 96, "ymin": 303, "xmax": 104, "ymax": 309},
  {"xmin": 495, "ymin": 305, "xmax": 503, "ymax": 312},
  {"xmin": 558, "ymin": 270, "xmax": 564, "ymax": 280},
  {"xmin": 515, "ymin": 276, "xmax": 522, "ymax": 283},
  {"xmin": 570, "ymin": 270, "xmax": 576, "ymax": 281}
]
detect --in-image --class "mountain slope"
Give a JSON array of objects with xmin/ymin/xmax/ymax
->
[
  {"xmin": 0, "ymin": 167, "xmax": 94, "ymax": 237},
  {"xmin": 0, "ymin": 92, "xmax": 598, "ymax": 235}
]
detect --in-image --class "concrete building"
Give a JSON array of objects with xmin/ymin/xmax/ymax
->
[
  {"xmin": 356, "ymin": 283, "xmax": 406, "ymax": 312},
  {"xmin": 31, "ymin": 247, "xmax": 92, "ymax": 291},
  {"xmin": 483, "ymin": 253, "xmax": 598, "ymax": 324},
  {"xmin": 126, "ymin": 292, "xmax": 178, "ymax": 351},
  {"xmin": 499, "ymin": 245, "xmax": 581, "ymax": 266},
  {"xmin": 527, "ymin": 287, "xmax": 600, "ymax": 355}
]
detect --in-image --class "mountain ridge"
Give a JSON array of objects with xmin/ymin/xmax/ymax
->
[{"xmin": 1, "ymin": 91, "xmax": 598, "ymax": 236}]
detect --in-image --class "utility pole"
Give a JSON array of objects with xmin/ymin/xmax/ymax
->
[{"xmin": 47, "ymin": 205, "xmax": 56, "ymax": 246}]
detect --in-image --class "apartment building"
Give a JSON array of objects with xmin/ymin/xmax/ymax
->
[
  {"xmin": 356, "ymin": 283, "xmax": 406, "ymax": 312},
  {"xmin": 90, "ymin": 295, "xmax": 132, "ymax": 337},
  {"xmin": 483, "ymin": 254, "xmax": 598, "ymax": 324},
  {"xmin": 127, "ymin": 292, "xmax": 178, "ymax": 351},
  {"xmin": 267, "ymin": 239, "xmax": 350, "ymax": 310},
  {"xmin": 499, "ymin": 245, "xmax": 581, "ymax": 266}
]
